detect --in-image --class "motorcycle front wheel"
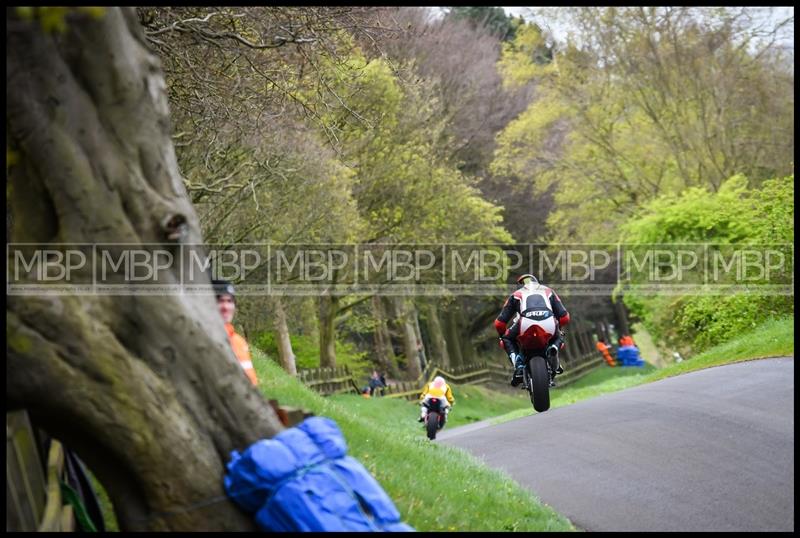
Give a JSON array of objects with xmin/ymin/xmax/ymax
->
[{"xmin": 426, "ymin": 411, "xmax": 441, "ymax": 439}]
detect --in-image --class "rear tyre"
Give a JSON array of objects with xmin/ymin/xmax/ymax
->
[
  {"xmin": 529, "ymin": 357, "xmax": 551, "ymax": 412},
  {"xmin": 426, "ymin": 411, "xmax": 440, "ymax": 440}
]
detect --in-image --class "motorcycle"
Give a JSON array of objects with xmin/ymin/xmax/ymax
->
[
  {"xmin": 521, "ymin": 351, "xmax": 555, "ymax": 413},
  {"xmin": 422, "ymin": 397, "xmax": 448, "ymax": 440}
]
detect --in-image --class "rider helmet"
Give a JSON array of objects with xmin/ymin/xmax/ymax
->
[{"xmin": 516, "ymin": 274, "xmax": 538, "ymax": 286}]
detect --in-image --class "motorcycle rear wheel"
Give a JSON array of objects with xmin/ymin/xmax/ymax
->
[{"xmin": 528, "ymin": 356, "xmax": 551, "ymax": 412}]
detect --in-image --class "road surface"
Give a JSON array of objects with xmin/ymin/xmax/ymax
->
[{"xmin": 439, "ymin": 357, "xmax": 794, "ymax": 532}]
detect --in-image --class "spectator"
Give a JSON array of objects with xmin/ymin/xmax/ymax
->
[
  {"xmin": 213, "ymin": 279, "xmax": 258, "ymax": 386},
  {"xmin": 368, "ymin": 370, "xmax": 386, "ymax": 397},
  {"xmin": 596, "ymin": 337, "xmax": 616, "ymax": 367},
  {"xmin": 619, "ymin": 334, "xmax": 635, "ymax": 347}
]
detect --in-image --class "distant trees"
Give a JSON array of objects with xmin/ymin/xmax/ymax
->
[
  {"xmin": 445, "ymin": 6, "xmax": 520, "ymax": 41},
  {"xmin": 492, "ymin": 7, "xmax": 794, "ymax": 243},
  {"xmin": 143, "ymin": 6, "xmax": 516, "ymax": 372}
]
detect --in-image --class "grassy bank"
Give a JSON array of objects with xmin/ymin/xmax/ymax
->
[
  {"xmin": 252, "ymin": 352, "xmax": 575, "ymax": 532},
  {"xmin": 490, "ymin": 315, "xmax": 794, "ymax": 424},
  {"xmin": 645, "ymin": 315, "xmax": 794, "ymax": 382}
]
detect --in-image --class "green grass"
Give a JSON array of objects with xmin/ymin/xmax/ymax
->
[
  {"xmin": 645, "ymin": 315, "xmax": 794, "ymax": 382},
  {"xmin": 252, "ymin": 351, "xmax": 575, "ymax": 532},
  {"xmin": 488, "ymin": 315, "xmax": 794, "ymax": 425}
]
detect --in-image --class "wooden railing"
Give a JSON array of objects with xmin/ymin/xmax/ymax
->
[
  {"xmin": 295, "ymin": 349, "xmax": 609, "ymax": 399},
  {"xmin": 295, "ymin": 365, "xmax": 362, "ymax": 396}
]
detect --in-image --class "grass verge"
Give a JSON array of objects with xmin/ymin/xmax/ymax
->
[{"xmin": 253, "ymin": 352, "xmax": 575, "ymax": 532}]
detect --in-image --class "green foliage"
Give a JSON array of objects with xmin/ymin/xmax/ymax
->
[
  {"xmin": 497, "ymin": 23, "xmax": 556, "ymax": 88},
  {"xmin": 491, "ymin": 7, "xmax": 794, "ymax": 244},
  {"xmin": 254, "ymin": 331, "xmax": 370, "ymax": 373},
  {"xmin": 619, "ymin": 174, "xmax": 755, "ymax": 244},
  {"xmin": 313, "ymin": 50, "xmax": 512, "ymax": 245},
  {"xmin": 748, "ymin": 175, "xmax": 795, "ymax": 245},
  {"xmin": 620, "ymin": 174, "xmax": 794, "ymax": 352},
  {"xmin": 677, "ymin": 294, "xmax": 794, "ymax": 351}
]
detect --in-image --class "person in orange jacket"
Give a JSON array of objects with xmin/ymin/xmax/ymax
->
[
  {"xmin": 619, "ymin": 334, "xmax": 635, "ymax": 347},
  {"xmin": 596, "ymin": 337, "xmax": 616, "ymax": 367},
  {"xmin": 213, "ymin": 279, "xmax": 258, "ymax": 386}
]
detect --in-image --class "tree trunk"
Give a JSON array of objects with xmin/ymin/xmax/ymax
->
[
  {"xmin": 272, "ymin": 296, "xmax": 296, "ymax": 376},
  {"xmin": 615, "ymin": 298, "xmax": 631, "ymax": 337},
  {"xmin": 318, "ymin": 294, "xmax": 338, "ymax": 368},
  {"xmin": 443, "ymin": 307, "xmax": 464, "ymax": 368},
  {"xmin": 393, "ymin": 297, "xmax": 422, "ymax": 379},
  {"xmin": 411, "ymin": 302, "xmax": 427, "ymax": 371},
  {"xmin": 423, "ymin": 302, "xmax": 450, "ymax": 369},
  {"xmin": 372, "ymin": 296, "xmax": 399, "ymax": 378},
  {"xmin": 458, "ymin": 308, "xmax": 478, "ymax": 366},
  {"xmin": 6, "ymin": 8, "xmax": 283, "ymax": 531}
]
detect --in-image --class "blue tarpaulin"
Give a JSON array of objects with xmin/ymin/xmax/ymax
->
[
  {"xmin": 224, "ymin": 416, "xmax": 415, "ymax": 532},
  {"xmin": 617, "ymin": 345, "xmax": 644, "ymax": 366}
]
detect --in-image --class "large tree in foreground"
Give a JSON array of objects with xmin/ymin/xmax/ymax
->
[{"xmin": 7, "ymin": 8, "xmax": 284, "ymax": 530}]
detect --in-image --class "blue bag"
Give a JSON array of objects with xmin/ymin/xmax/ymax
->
[
  {"xmin": 617, "ymin": 345, "xmax": 644, "ymax": 366},
  {"xmin": 224, "ymin": 416, "xmax": 415, "ymax": 532}
]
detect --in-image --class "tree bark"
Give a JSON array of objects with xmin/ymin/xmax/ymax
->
[
  {"xmin": 372, "ymin": 295, "xmax": 399, "ymax": 378},
  {"xmin": 271, "ymin": 296, "xmax": 296, "ymax": 376},
  {"xmin": 6, "ymin": 8, "xmax": 283, "ymax": 530},
  {"xmin": 458, "ymin": 307, "xmax": 478, "ymax": 366},
  {"xmin": 422, "ymin": 302, "xmax": 449, "ymax": 369},
  {"xmin": 318, "ymin": 294, "xmax": 338, "ymax": 368},
  {"xmin": 443, "ymin": 307, "xmax": 464, "ymax": 368},
  {"xmin": 411, "ymin": 302, "xmax": 427, "ymax": 370},
  {"xmin": 393, "ymin": 297, "xmax": 422, "ymax": 379},
  {"xmin": 615, "ymin": 298, "xmax": 631, "ymax": 337}
]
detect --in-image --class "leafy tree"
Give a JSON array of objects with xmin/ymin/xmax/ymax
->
[{"xmin": 492, "ymin": 7, "xmax": 794, "ymax": 244}]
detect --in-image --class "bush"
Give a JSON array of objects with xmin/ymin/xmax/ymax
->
[
  {"xmin": 620, "ymin": 174, "xmax": 794, "ymax": 354},
  {"xmin": 677, "ymin": 294, "xmax": 794, "ymax": 352}
]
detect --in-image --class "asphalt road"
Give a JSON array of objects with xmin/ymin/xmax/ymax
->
[{"xmin": 439, "ymin": 357, "xmax": 794, "ymax": 532}]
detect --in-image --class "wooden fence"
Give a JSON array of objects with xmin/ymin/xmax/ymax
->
[
  {"xmin": 296, "ymin": 348, "xmax": 608, "ymax": 400},
  {"xmin": 295, "ymin": 365, "xmax": 362, "ymax": 396}
]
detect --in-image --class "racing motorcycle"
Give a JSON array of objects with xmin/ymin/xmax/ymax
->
[{"xmin": 422, "ymin": 397, "xmax": 448, "ymax": 440}]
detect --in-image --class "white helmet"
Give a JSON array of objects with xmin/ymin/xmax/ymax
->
[
  {"xmin": 432, "ymin": 376, "xmax": 446, "ymax": 388},
  {"xmin": 516, "ymin": 273, "xmax": 538, "ymax": 286}
]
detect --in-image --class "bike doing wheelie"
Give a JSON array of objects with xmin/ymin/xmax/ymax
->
[{"xmin": 495, "ymin": 274, "xmax": 571, "ymax": 413}]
